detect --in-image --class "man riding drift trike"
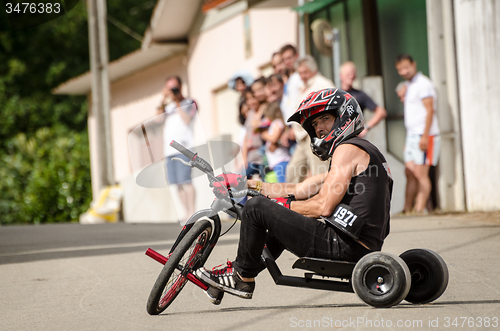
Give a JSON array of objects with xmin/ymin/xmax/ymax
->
[
  {"xmin": 197, "ymin": 88, "xmax": 392, "ymax": 298},
  {"xmin": 145, "ymin": 88, "xmax": 448, "ymax": 314}
]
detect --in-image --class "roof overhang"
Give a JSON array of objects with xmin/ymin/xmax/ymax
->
[
  {"xmin": 53, "ymin": 43, "xmax": 187, "ymax": 95},
  {"xmin": 54, "ymin": 0, "xmax": 295, "ymax": 96},
  {"xmin": 292, "ymin": 0, "xmax": 337, "ymax": 13},
  {"xmin": 141, "ymin": 0, "xmax": 203, "ymax": 49}
]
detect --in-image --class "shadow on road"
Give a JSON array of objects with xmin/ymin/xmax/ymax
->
[{"xmin": 157, "ymin": 298, "xmax": 500, "ymax": 317}]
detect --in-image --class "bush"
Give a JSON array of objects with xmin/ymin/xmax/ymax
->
[{"xmin": 0, "ymin": 126, "xmax": 92, "ymax": 225}]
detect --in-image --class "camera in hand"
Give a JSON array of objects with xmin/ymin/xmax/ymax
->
[{"xmin": 171, "ymin": 87, "xmax": 180, "ymax": 95}]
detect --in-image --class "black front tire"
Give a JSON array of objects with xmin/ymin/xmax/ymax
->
[
  {"xmin": 146, "ymin": 219, "xmax": 213, "ymax": 315},
  {"xmin": 400, "ymin": 248, "xmax": 448, "ymax": 304},
  {"xmin": 352, "ymin": 252, "xmax": 411, "ymax": 308}
]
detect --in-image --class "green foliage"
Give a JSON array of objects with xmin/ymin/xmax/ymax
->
[
  {"xmin": 0, "ymin": 127, "xmax": 92, "ymax": 225},
  {"xmin": 0, "ymin": 0, "xmax": 155, "ymax": 224}
]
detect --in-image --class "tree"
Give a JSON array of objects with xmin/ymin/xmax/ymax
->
[{"xmin": 0, "ymin": 0, "xmax": 155, "ymax": 224}]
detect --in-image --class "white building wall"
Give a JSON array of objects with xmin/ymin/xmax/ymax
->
[
  {"xmin": 89, "ymin": 6, "xmax": 300, "ymax": 222},
  {"xmin": 109, "ymin": 55, "xmax": 189, "ymax": 183},
  {"xmin": 454, "ymin": 0, "xmax": 500, "ymax": 211},
  {"xmin": 89, "ymin": 55, "xmax": 187, "ymax": 193},
  {"xmin": 361, "ymin": 77, "xmax": 405, "ymax": 215},
  {"xmin": 89, "ymin": 54, "xmax": 195, "ymax": 222},
  {"xmin": 187, "ymin": 7, "xmax": 298, "ymax": 142},
  {"xmin": 426, "ymin": 0, "xmax": 466, "ymax": 212}
]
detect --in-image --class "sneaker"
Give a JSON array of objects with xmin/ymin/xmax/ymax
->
[
  {"xmin": 196, "ymin": 261, "xmax": 255, "ymax": 299},
  {"xmin": 205, "ymin": 286, "xmax": 224, "ymax": 305}
]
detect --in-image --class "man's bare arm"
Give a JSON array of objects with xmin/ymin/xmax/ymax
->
[
  {"xmin": 292, "ymin": 145, "xmax": 369, "ymax": 218},
  {"xmin": 248, "ymin": 172, "xmax": 327, "ymax": 199},
  {"xmin": 420, "ymin": 97, "xmax": 434, "ymax": 151},
  {"xmin": 177, "ymin": 103, "xmax": 195, "ymax": 126},
  {"xmin": 367, "ymin": 106, "xmax": 387, "ymax": 128}
]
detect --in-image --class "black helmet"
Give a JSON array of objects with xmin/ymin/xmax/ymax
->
[{"xmin": 288, "ymin": 88, "xmax": 365, "ymax": 161}]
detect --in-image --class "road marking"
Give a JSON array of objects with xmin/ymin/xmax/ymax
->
[{"xmin": 0, "ymin": 233, "xmax": 240, "ymax": 257}]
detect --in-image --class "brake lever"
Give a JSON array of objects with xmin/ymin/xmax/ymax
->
[{"xmin": 171, "ymin": 157, "xmax": 193, "ymax": 167}]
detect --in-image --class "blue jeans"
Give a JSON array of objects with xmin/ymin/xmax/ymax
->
[
  {"xmin": 166, "ymin": 154, "xmax": 192, "ymax": 184},
  {"xmin": 272, "ymin": 161, "xmax": 288, "ymax": 183},
  {"xmin": 245, "ymin": 162, "xmax": 264, "ymax": 179}
]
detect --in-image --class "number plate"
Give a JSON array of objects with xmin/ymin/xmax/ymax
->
[{"xmin": 321, "ymin": 204, "xmax": 364, "ymax": 240}]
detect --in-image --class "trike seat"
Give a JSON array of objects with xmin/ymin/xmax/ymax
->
[{"xmin": 292, "ymin": 257, "xmax": 355, "ymax": 279}]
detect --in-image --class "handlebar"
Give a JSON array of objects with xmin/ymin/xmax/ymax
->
[
  {"xmin": 170, "ymin": 140, "xmax": 265, "ymax": 200},
  {"xmin": 170, "ymin": 140, "xmax": 196, "ymax": 161},
  {"xmin": 231, "ymin": 189, "xmax": 265, "ymax": 199},
  {"xmin": 170, "ymin": 140, "xmax": 214, "ymax": 177}
]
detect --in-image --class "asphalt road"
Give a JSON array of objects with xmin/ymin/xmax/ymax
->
[{"xmin": 1, "ymin": 213, "xmax": 500, "ymax": 331}]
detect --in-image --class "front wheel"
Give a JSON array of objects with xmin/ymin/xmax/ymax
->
[{"xmin": 147, "ymin": 219, "xmax": 213, "ymax": 315}]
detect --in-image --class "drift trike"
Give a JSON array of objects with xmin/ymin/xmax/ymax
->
[{"xmin": 145, "ymin": 141, "xmax": 448, "ymax": 315}]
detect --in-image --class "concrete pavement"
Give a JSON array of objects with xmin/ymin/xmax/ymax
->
[{"xmin": 1, "ymin": 213, "xmax": 499, "ymax": 330}]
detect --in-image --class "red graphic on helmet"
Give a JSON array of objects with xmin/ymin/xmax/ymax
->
[{"xmin": 288, "ymin": 88, "xmax": 365, "ymax": 161}]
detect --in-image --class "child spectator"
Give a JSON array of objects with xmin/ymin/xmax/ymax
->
[
  {"xmin": 242, "ymin": 87, "xmax": 264, "ymax": 179},
  {"xmin": 260, "ymin": 101, "xmax": 290, "ymax": 183},
  {"xmin": 235, "ymin": 100, "xmax": 250, "ymax": 175}
]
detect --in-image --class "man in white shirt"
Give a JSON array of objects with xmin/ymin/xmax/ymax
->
[
  {"xmin": 286, "ymin": 55, "xmax": 334, "ymax": 183},
  {"xmin": 279, "ymin": 44, "xmax": 304, "ymax": 123},
  {"xmin": 395, "ymin": 54, "xmax": 440, "ymax": 214},
  {"xmin": 157, "ymin": 76, "xmax": 197, "ymax": 222}
]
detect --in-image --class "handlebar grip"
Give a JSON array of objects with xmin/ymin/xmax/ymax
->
[
  {"xmin": 231, "ymin": 189, "xmax": 265, "ymax": 199},
  {"xmin": 170, "ymin": 140, "xmax": 196, "ymax": 160},
  {"xmin": 247, "ymin": 189, "xmax": 265, "ymax": 197}
]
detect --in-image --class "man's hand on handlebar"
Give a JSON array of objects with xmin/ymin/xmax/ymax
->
[
  {"xmin": 271, "ymin": 195, "xmax": 295, "ymax": 209},
  {"xmin": 211, "ymin": 173, "xmax": 247, "ymax": 196}
]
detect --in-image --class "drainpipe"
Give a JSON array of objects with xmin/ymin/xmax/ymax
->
[
  {"xmin": 442, "ymin": 0, "xmax": 466, "ymax": 210},
  {"xmin": 298, "ymin": 0, "xmax": 306, "ymax": 56},
  {"xmin": 87, "ymin": 0, "xmax": 115, "ymax": 193},
  {"xmin": 426, "ymin": 0, "xmax": 465, "ymax": 211}
]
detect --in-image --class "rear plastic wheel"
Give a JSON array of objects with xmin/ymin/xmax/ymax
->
[
  {"xmin": 400, "ymin": 249, "xmax": 448, "ymax": 304},
  {"xmin": 146, "ymin": 219, "xmax": 212, "ymax": 315},
  {"xmin": 352, "ymin": 252, "xmax": 411, "ymax": 308}
]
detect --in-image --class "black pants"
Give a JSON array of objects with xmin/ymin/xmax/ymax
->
[{"xmin": 233, "ymin": 197, "xmax": 369, "ymax": 278}]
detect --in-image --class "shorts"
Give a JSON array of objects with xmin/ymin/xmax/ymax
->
[
  {"xmin": 404, "ymin": 133, "xmax": 440, "ymax": 166},
  {"xmin": 165, "ymin": 154, "xmax": 192, "ymax": 184}
]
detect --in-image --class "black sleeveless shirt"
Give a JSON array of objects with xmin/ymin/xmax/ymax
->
[{"xmin": 336, "ymin": 137, "xmax": 393, "ymax": 251}]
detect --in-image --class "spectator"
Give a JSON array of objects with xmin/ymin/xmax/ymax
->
[
  {"xmin": 228, "ymin": 70, "xmax": 254, "ymax": 102},
  {"xmin": 249, "ymin": 77, "xmax": 273, "ymax": 180},
  {"xmin": 250, "ymin": 76, "xmax": 269, "ymax": 145},
  {"xmin": 395, "ymin": 54, "xmax": 440, "ymax": 214},
  {"xmin": 266, "ymin": 73, "xmax": 295, "ymax": 155},
  {"xmin": 158, "ymin": 76, "xmax": 197, "ymax": 223},
  {"xmin": 242, "ymin": 87, "xmax": 264, "ymax": 180},
  {"xmin": 271, "ymin": 51, "xmax": 287, "ymax": 80},
  {"xmin": 340, "ymin": 61, "xmax": 387, "ymax": 138},
  {"xmin": 297, "ymin": 55, "xmax": 335, "ymax": 99},
  {"xmin": 244, "ymin": 87, "xmax": 259, "ymax": 112},
  {"xmin": 278, "ymin": 45, "xmax": 303, "ymax": 161},
  {"xmin": 279, "ymin": 44, "xmax": 304, "ymax": 123},
  {"xmin": 260, "ymin": 102, "xmax": 290, "ymax": 183},
  {"xmin": 228, "ymin": 71, "xmax": 253, "ymax": 175},
  {"xmin": 286, "ymin": 55, "xmax": 334, "ymax": 183},
  {"xmin": 266, "ymin": 74, "xmax": 284, "ymax": 104},
  {"xmin": 251, "ymin": 76, "xmax": 268, "ymax": 107},
  {"xmin": 396, "ymin": 81, "xmax": 407, "ymax": 103},
  {"xmin": 235, "ymin": 100, "xmax": 250, "ymax": 176}
]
